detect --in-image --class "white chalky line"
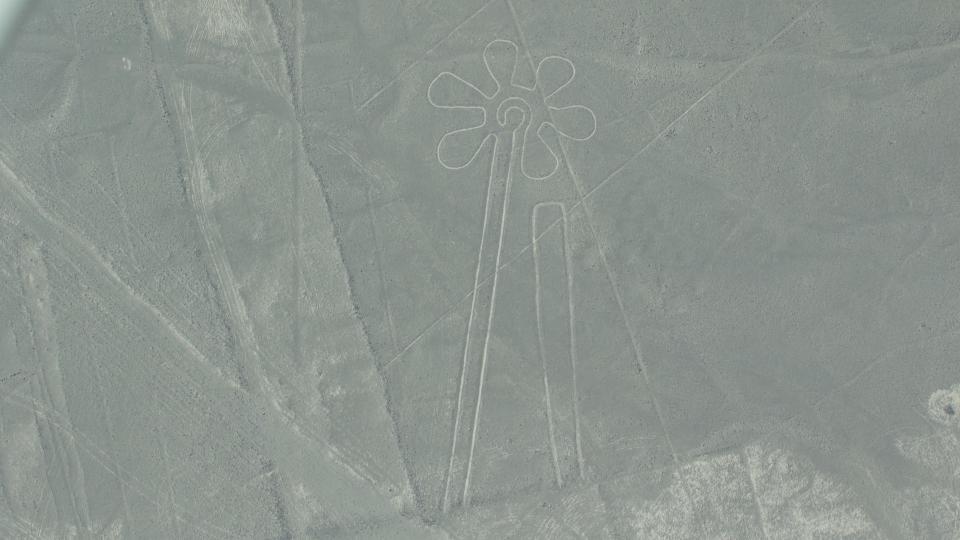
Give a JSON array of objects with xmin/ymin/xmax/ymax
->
[{"xmin": 429, "ymin": 37, "xmax": 598, "ymax": 508}]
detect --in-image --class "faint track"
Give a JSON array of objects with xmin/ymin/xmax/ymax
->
[
  {"xmin": 263, "ymin": 0, "xmax": 419, "ymax": 514},
  {"xmin": 18, "ymin": 238, "xmax": 94, "ymax": 539},
  {"xmin": 532, "ymin": 203, "xmax": 565, "ymax": 488},
  {"xmin": 441, "ymin": 134, "xmax": 500, "ymax": 513},
  {"xmin": 532, "ymin": 201, "xmax": 584, "ymax": 485},
  {"xmin": 3, "ymin": 45, "xmax": 402, "ymax": 535},
  {"xmin": 463, "ymin": 126, "xmax": 519, "ymax": 506},
  {"xmin": 173, "ymin": 74, "xmax": 299, "ymax": 536},
  {"xmin": 357, "ymin": 0, "xmax": 499, "ymax": 111}
]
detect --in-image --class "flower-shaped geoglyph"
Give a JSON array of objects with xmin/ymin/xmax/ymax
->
[{"xmin": 427, "ymin": 39, "xmax": 597, "ymax": 179}]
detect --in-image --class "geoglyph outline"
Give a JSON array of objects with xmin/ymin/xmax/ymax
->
[
  {"xmin": 427, "ymin": 38, "xmax": 597, "ymax": 510},
  {"xmin": 427, "ymin": 38, "xmax": 597, "ymax": 178}
]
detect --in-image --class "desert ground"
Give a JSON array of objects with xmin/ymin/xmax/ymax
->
[{"xmin": 1, "ymin": 0, "xmax": 959, "ymax": 538}]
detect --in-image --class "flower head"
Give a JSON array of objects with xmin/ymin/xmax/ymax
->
[{"xmin": 428, "ymin": 39, "xmax": 596, "ymax": 179}]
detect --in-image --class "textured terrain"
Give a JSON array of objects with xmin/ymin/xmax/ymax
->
[{"xmin": 1, "ymin": 0, "xmax": 960, "ymax": 538}]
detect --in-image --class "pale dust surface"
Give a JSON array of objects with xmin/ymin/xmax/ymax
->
[{"xmin": 1, "ymin": 0, "xmax": 959, "ymax": 538}]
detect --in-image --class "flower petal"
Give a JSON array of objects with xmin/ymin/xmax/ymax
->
[
  {"xmin": 520, "ymin": 122, "xmax": 561, "ymax": 180},
  {"xmin": 535, "ymin": 55, "xmax": 576, "ymax": 102},
  {"xmin": 427, "ymin": 71, "xmax": 488, "ymax": 109},
  {"xmin": 482, "ymin": 39, "xmax": 520, "ymax": 97},
  {"xmin": 436, "ymin": 123, "xmax": 493, "ymax": 170},
  {"xmin": 547, "ymin": 104, "xmax": 597, "ymax": 141}
]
